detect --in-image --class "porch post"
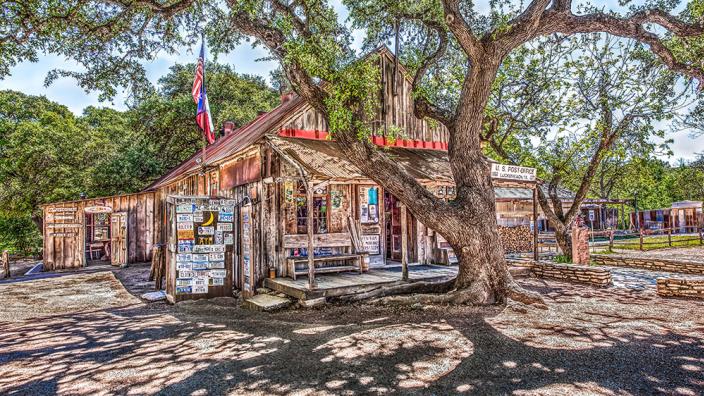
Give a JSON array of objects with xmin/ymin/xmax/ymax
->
[
  {"xmin": 306, "ymin": 180, "xmax": 316, "ymax": 289},
  {"xmin": 401, "ymin": 202, "xmax": 408, "ymax": 281},
  {"xmin": 533, "ymin": 187, "xmax": 539, "ymax": 261}
]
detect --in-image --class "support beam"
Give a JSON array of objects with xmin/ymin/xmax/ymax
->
[
  {"xmin": 306, "ymin": 182, "xmax": 316, "ymax": 289},
  {"xmin": 533, "ymin": 188, "xmax": 539, "ymax": 261},
  {"xmin": 401, "ymin": 202, "xmax": 408, "ymax": 281}
]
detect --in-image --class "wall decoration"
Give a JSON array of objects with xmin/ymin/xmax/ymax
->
[
  {"xmin": 359, "ymin": 186, "xmax": 379, "ymax": 223},
  {"xmin": 178, "ymin": 229, "xmax": 195, "ymax": 240},
  {"xmin": 217, "ymin": 223, "xmax": 233, "ymax": 231},
  {"xmin": 331, "ymin": 190, "xmax": 343, "ymax": 210},
  {"xmin": 177, "ymin": 214, "xmax": 194, "ymax": 222},
  {"xmin": 172, "ymin": 197, "xmax": 234, "ymax": 297}
]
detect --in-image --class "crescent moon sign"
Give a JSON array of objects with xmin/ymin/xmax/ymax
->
[{"xmin": 202, "ymin": 212, "xmax": 214, "ymax": 226}]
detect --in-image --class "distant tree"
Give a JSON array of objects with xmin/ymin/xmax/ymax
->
[
  {"xmin": 0, "ymin": 90, "xmax": 90, "ymax": 229},
  {"xmin": 155, "ymin": 62, "xmax": 279, "ymax": 129}
]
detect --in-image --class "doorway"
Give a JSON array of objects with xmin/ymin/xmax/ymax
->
[
  {"xmin": 110, "ymin": 212, "xmax": 128, "ymax": 266},
  {"xmin": 85, "ymin": 211, "xmax": 111, "ymax": 264},
  {"xmin": 384, "ymin": 192, "xmax": 402, "ymax": 261}
]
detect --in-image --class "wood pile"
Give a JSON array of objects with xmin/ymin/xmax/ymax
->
[{"xmin": 498, "ymin": 226, "xmax": 532, "ymax": 253}]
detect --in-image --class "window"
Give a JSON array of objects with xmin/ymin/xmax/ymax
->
[{"xmin": 294, "ymin": 182, "xmax": 329, "ymax": 234}]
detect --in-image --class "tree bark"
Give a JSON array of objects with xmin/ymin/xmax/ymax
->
[
  {"xmin": 331, "ymin": 61, "xmax": 544, "ymax": 306},
  {"xmin": 553, "ymin": 224, "xmax": 572, "ymax": 259}
]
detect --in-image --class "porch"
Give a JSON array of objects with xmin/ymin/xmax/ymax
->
[{"xmin": 262, "ymin": 264, "xmax": 457, "ymax": 301}]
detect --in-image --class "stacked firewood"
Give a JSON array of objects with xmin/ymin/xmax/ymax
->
[{"xmin": 498, "ymin": 226, "xmax": 532, "ymax": 253}]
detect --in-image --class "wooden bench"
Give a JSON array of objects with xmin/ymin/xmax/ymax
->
[{"xmin": 283, "ymin": 233, "xmax": 368, "ymax": 281}]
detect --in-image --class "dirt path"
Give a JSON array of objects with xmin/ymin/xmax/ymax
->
[{"xmin": 0, "ymin": 265, "xmax": 702, "ymax": 395}]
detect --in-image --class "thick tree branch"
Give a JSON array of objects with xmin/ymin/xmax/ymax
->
[
  {"xmin": 534, "ymin": 10, "xmax": 704, "ymax": 83},
  {"xmin": 440, "ymin": 0, "xmax": 483, "ymax": 60},
  {"xmin": 409, "ymin": 22, "xmax": 454, "ymax": 129}
]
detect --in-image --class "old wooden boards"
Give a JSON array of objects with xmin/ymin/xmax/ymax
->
[
  {"xmin": 165, "ymin": 196, "xmax": 235, "ymax": 303},
  {"xmin": 42, "ymin": 191, "xmax": 158, "ymax": 270}
]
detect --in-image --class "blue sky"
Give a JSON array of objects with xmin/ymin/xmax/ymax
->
[{"xmin": 0, "ymin": 0, "xmax": 702, "ymax": 162}]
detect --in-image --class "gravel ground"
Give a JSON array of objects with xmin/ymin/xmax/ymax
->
[{"xmin": 0, "ymin": 264, "xmax": 703, "ymax": 395}]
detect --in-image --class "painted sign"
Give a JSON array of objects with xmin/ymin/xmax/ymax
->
[
  {"xmin": 47, "ymin": 223, "xmax": 82, "ymax": 229},
  {"xmin": 48, "ymin": 206, "xmax": 78, "ymax": 213},
  {"xmin": 361, "ymin": 234, "xmax": 381, "ymax": 255},
  {"xmin": 84, "ymin": 205, "xmax": 112, "ymax": 214},
  {"xmin": 490, "ymin": 163, "xmax": 537, "ymax": 181}
]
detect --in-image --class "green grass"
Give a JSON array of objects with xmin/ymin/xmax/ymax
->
[{"xmin": 611, "ymin": 235, "xmax": 703, "ymax": 251}]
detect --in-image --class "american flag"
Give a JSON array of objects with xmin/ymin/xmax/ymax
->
[{"xmin": 192, "ymin": 40, "xmax": 215, "ymax": 144}]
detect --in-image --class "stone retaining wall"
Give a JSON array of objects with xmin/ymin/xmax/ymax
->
[
  {"xmin": 656, "ymin": 278, "xmax": 704, "ymax": 298},
  {"xmin": 529, "ymin": 261, "xmax": 612, "ymax": 287},
  {"xmin": 592, "ymin": 254, "xmax": 704, "ymax": 275}
]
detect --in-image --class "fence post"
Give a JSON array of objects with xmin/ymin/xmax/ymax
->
[
  {"xmin": 667, "ymin": 228, "xmax": 672, "ymax": 247},
  {"xmin": 639, "ymin": 229, "xmax": 644, "ymax": 251},
  {"xmin": 2, "ymin": 250, "xmax": 9, "ymax": 279},
  {"xmin": 609, "ymin": 230, "xmax": 614, "ymax": 251}
]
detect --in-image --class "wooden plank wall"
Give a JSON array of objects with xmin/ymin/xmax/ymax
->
[
  {"xmin": 43, "ymin": 191, "xmax": 158, "ymax": 270},
  {"xmin": 278, "ymin": 52, "xmax": 450, "ymax": 144}
]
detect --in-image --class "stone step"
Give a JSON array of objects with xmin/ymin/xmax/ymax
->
[
  {"xmin": 242, "ymin": 293, "xmax": 292, "ymax": 312},
  {"xmin": 509, "ymin": 266, "xmax": 532, "ymax": 278}
]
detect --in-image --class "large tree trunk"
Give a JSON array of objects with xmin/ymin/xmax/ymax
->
[{"xmin": 332, "ymin": 61, "xmax": 543, "ymax": 306}]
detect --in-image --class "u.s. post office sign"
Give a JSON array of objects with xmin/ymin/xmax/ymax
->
[{"xmin": 490, "ymin": 163, "xmax": 536, "ymax": 182}]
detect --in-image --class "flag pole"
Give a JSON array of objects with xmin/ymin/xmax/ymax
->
[{"xmin": 200, "ymin": 33, "xmax": 207, "ymax": 174}]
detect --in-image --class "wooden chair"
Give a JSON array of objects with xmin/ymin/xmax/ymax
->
[{"xmin": 88, "ymin": 242, "xmax": 104, "ymax": 260}]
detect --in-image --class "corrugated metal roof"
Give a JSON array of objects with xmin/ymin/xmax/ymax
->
[
  {"xmin": 144, "ymin": 95, "xmax": 304, "ymax": 190},
  {"xmin": 269, "ymin": 136, "xmax": 454, "ymax": 182}
]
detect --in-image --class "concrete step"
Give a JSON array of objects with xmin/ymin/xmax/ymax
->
[{"xmin": 242, "ymin": 293, "xmax": 292, "ymax": 312}]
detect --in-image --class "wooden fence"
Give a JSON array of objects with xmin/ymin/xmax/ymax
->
[{"xmin": 591, "ymin": 226, "xmax": 704, "ymax": 251}]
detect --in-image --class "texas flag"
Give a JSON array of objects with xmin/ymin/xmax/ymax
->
[{"xmin": 192, "ymin": 40, "xmax": 215, "ymax": 144}]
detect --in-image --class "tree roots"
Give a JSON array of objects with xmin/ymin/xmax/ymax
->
[{"xmin": 334, "ymin": 277, "xmax": 547, "ymax": 309}]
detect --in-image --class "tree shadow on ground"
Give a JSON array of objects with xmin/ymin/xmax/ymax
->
[{"xmin": 0, "ymin": 276, "xmax": 702, "ymax": 395}]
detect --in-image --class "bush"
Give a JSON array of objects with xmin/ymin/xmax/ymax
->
[
  {"xmin": 554, "ymin": 254, "xmax": 572, "ymax": 264},
  {"xmin": 0, "ymin": 215, "xmax": 42, "ymax": 257}
]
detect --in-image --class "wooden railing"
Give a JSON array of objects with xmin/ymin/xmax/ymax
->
[{"xmin": 591, "ymin": 226, "xmax": 704, "ymax": 251}]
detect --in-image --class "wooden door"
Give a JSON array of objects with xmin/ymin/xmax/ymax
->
[{"xmin": 111, "ymin": 212, "xmax": 128, "ymax": 267}]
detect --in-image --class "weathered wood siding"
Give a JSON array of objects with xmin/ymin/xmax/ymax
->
[
  {"xmin": 42, "ymin": 191, "xmax": 158, "ymax": 270},
  {"xmin": 279, "ymin": 50, "xmax": 450, "ymax": 143}
]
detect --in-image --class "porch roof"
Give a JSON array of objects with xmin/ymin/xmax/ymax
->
[{"xmin": 269, "ymin": 136, "xmax": 455, "ymax": 182}]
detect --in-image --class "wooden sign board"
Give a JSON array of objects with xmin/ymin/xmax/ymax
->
[
  {"xmin": 168, "ymin": 196, "xmax": 235, "ymax": 303},
  {"xmin": 491, "ymin": 163, "xmax": 536, "ymax": 182}
]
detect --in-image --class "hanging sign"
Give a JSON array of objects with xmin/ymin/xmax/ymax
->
[
  {"xmin": 85, "ymin": 205, "xmax": 113, "ymax": 214},
  {"xmin": 490, "ymin": 163, "xmax": 536, "ymax": 181}
]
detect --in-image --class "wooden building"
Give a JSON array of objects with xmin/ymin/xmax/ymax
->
[
  {"xmin": 630, "ymin": 200, "xmax": 703, "ymax": 231},
  {"xmin": 41, "ymin": 47, "xmax": 542, "ymax": 301},
  {"xmin": 41, "ymin": 192, "xmax": 159, "ymax": 270}
]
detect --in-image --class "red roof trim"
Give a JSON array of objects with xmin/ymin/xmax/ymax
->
[{"xmin": 278, "ymin": 128, "xmax": 449, "ymax": 151}]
